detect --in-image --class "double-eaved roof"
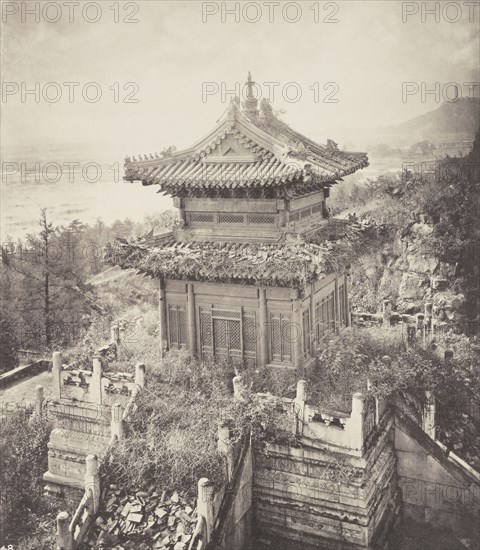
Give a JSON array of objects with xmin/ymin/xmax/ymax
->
[
  {"xmin": 104, "ymin": 219, "xmax": 374, "ymax": 288},
  {"xmin": 124, "ymin": 90, "xmax": 368, "ymax": 197}
]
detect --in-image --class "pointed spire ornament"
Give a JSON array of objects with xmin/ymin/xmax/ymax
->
[{"xmin": 242, "ymin": 71, "xmax": 259, "ymax": 122}]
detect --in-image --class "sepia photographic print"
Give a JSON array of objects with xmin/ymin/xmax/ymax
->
[{"xmin": 0, "ymin": 1, "xmax": 479, "ymax": 549}]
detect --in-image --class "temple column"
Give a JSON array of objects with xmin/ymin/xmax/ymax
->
[
  {"xmin": 334, "ymin": 276, "xmax": 341, "ymax": 332},
  {"xmin": 259, "ymin": 288, "xmax": 268, "ymax": 367},
  {"xmin": 173, "ymin": 197, "xmax": 186, "ymax": 227},
  {"xmin": 344, "ymin": 268, "xmax": 351, "ymax": 327},
  {"xmin": 293, "ymin": 293, "xmax": 304, "ymax": 377},
  {"xmin": 187, "ymin": 283, "xmax": 197, "ymax": 357},
  {"xmin": 159, "ymin": 277, "xmax": 168, "ymax": 357}
]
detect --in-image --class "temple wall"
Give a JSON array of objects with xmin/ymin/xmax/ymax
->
[
  {"xmin": 214, "ymin": 443, "xmax": 253, "ymax": 550},
  {"xmin": 395, "ymin": 411, "xmax": 480, "ymax": 541},
  {"xmin": 251, "ymin": 384, "xmax": 399, "ymax": 549},
  {"xmin": 162, "ymin": 274, "xmax": 348, "ymax": 371}
]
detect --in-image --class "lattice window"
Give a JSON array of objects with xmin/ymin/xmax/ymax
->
[
  {"xmin": 315, "ymin": 291, "xmax": 336, "ymax": 339},
  {"xmin": 178, "ymin": 309, "xmax": 187, "ymax": 346},
  {"xmin": 270, "ymin": 313, "xmax": 292, "ymax": 363},
  {"xmin": 289, "ymin": 212, "xmax": 300, "ymax": 222},
  {"xmin": 248, "ymin": 214, "xmax": 276, "ymax": 224},
  {"xmin": 314, "ymin": 302, "xmax": 320, "ymax": 341},
  {"xmin": 218, "ymin": 214, "xmax": 244, "ymax": 224},
  {"xmin": 200, "ymin": 310, "xmax": 212, "ymax": 348},
  {"xmin": 213, "ymin": 317, "xmax": 242, "ymax": 359},
  {"xmin": 189, "ymin": 213, "xmax": 214, "ymax": 223},
  {"xmin": 212, "ymin": 309, "xmax": 241, "ymax": 320},
  {"xmin": 168, "ymin": 305, "xmax": 188, "ymax": 349},
  {"xmin": 229, "ymin": 321, "xmax": 241, "ymax": 352},
  {"xmin": 214, "ymin": 319, "xmax": 228, "ymax": 352},
  {"xmin": 271, "ymin": 316, "xmax": 281, "ymax": 360},
  {"xmin": 311, "ymin": 203, "xmax": 322, "ymax": 214},
  {"xmin": 243, "ymin": 314, "xmax": 256, "ymax": 354}
]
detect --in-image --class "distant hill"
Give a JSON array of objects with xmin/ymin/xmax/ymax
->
[
  {"xmin": 389, "ymin": 97, "xmax": 479, "ymax": 143},
  {"xmin": 335, "ymin": 98, "xmax": 480, "ymax": 150}
]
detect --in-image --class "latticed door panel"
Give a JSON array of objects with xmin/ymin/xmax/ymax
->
[
  {"xmin": 228, "ymin": 320, "xmax": 242, "ymax": 358},
  {"xmin": 200, "ymin": 308, "xmax": 213, "ymax": 359},
  {"xmin": 178, "ymin": 309, "xmax": 187, "ymax": 347},
  {"xmin": 168, "ymin": 305, "xmax": 188, "ymax": 350},
  {"xmin": 338, "ymin": 284, "xmax": 346, "ymax": 326},
  {"xmin": 270, "ymin": 313, "xmax": 292, "ymax": 363},
  {"xmin": 271, "ymin": 315, "xmax": 282, "ymax": 362},
  {"xmin": 302, "ymin": 309, "xmax": 311, "ymax": 358},
  {"xmin": 213, "ymin": 318, "xmax": 228, "ymax": 356},
  {"xmin": 243, "ymin": 313, "xmax": 257, "ymax": 363},
  {"xmin": 327, "ymin": 292, "xmax": 336, "ymax": 331},
  {"xmin": 281, "ymin": 317, "xmax": 292, "ymax": 362},
  {"xmin": 315, "ymin": 291, "xmax": 337, "ymax": 339},
  {"xmin": 314, "ymin": 302, "xmax": 320, "ymax": 340}
]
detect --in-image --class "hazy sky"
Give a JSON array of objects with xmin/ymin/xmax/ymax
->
[{"xmin": 1, "ymin": 0, "xmax": 479, "ymax": 157}]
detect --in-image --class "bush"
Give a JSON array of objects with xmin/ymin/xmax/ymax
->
[
  {"xmin": 0, "ymin": 410, "xmax": 53, "ymax": 544},
  {"xmin": 0, "ymin": 315, "xmax": 18, "ymax": 373}
]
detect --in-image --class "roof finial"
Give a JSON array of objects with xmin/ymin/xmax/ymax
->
[
  {"xmin": 243, "ymin": 71, "xmax": 259, "ymax": 122},
  {"xmin": 246, "ymin": 71, "xmax": 257, "ymax": 101}
]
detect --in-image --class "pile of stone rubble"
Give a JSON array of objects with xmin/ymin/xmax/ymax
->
[{"xmin": 86, "ymin": 485, "xmax": 198, "ymax": 549}]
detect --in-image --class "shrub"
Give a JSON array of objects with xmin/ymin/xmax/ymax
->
[{"xmin": 0, "ymin": 410, "xmax": 53, "ymax": 544}]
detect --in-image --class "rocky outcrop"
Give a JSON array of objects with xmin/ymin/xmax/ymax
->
[{"xmin": 376, "ymin": 218, "xmax": 468, "ymax": 326}]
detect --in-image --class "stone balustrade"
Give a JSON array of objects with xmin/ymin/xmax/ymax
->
[
  {"xmin": 53, "ymin": 351, "xmax": 144, "ymax": 408},
  {"xmin": 44, "ymin": 325, "xmax": 146, "ymax": 500},
  {"xmin": 56, "ymin": 454, "xmax": 100, "ymax": 550}
]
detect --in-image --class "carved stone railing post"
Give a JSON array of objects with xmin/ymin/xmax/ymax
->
[
  {"xmin": 56, "ymin": 511, "xmax": 73, "ymax": 550},
  {"xmin": 84, "ymin": 454, "xmax": 100, "ymax": 514},
  {"xmin": 293, "ymin": 379, "xmax": 308, "ymax": 436},
  {"xmin": 111, "ymin": 403, "xmax": 125, "ymax": 441},
  {"xmin": 110, "ymin": 324, "xmax": 121, "ymax": 359},
  {"xmin": 233, "ymin": 375, "xmax": 246, "ymax": 402},
  {"xmin": 423, "ymin": 391, "xmax": 436, "ymax": 440},
  {"xmin": 111, "ymin": 324, "xmax": 120, "ymax": 346},
  {"xmin": 406, "ymin": 325, "xmax": 416, "ymax": 347},
  {"xmin": 382, "ymin": 299, "xmax": 392, "ymax": 324},
  {"xmin": 350, "ymin": 393, "xmax": 365, "ymax": 451},
  {"xmin": 197, "ymin": 478, "xmax": 215, "ymax": 542},
  {"xmin": 91, "ymin": 355, "xmax": 102, "ymax": 405},
  {"xmin": 52, "ymin": 351, "xmax": 62, "ymax": 399},
  {"xmin": 424, "ymin": 302, "xmax": 433, "ymax": 336},
  {"xmin": 35, "ymin": 385, "xmax": 44, "ymax": 418},
  {"xmin": 135, "ymin": 362, "xmax": 146, "ymax": 388},
  {"xmin": 217, "ymin": 422, "xmax": 234, "ymax": 481}
]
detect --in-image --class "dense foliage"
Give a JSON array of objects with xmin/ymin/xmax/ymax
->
[
  {"xmin": 103, "ymin": 343, "xmax": 296, "ymax": 494},
  {"xmin": 0, "ymin": 315, "xmax": 18, "ymax": 373},
  {"xmin": 0, "ymin": 410, "xmax": 54, "ymax": 546},
  {"xmin": 0, "ymin": 209, "xmax": 176, "ymax": 355}
]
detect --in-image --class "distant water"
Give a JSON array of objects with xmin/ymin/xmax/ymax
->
[
  {"xmin": 0, "ymin": 155, "xmax": 405, "ymax": 242},
  {"xmin": 1, "ymin": 159, "xmax": 173, "ymax": 241}
]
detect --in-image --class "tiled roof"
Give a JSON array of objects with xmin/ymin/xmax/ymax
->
[
  {"xmin": 124, "ymin": 100, "xmax": 368, "ymax": 194},
  {"xmin": 104, "ymin": 220, "xmax": 372, "ymax": 288}
]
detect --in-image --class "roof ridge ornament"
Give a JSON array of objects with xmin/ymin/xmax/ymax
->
[
  {"xmin": 242, "ymin": 71, "xmax": 259, "ymax": 123},
  {"xmin": 326, "ymin": 139, "xmax": 339, "ymax": 153},
  {"xmin": 227, "ymin": 97, "xmax": 239, "ymax": 122}
]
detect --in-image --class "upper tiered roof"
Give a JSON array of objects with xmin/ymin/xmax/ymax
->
[{"xmin": 124, "ymin": 74, "xmax": 368, "ymax": 198}]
